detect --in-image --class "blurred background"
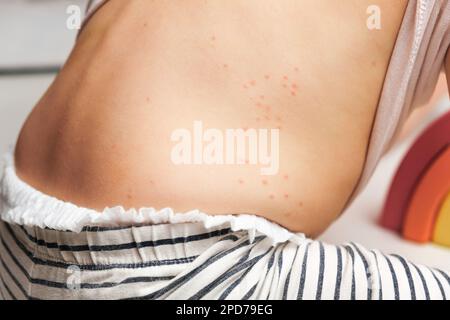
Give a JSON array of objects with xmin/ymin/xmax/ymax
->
[
  {"xmin": 0, "ymin": 0, "xmax": 86, "ymax": 155},
  {"xmin": 0, "ymin": 0, "xmax": 449, "ymax": 271}
]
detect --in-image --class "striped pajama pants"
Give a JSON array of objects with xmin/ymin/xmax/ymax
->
[{"xmin": 0, "ymin": 220, "xmax": 448, "ymax": 300}]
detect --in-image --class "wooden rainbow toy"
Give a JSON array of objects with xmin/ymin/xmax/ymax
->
[{"xmin": 380, "ymin": 109, "xmax": 450, "ymax": 247}]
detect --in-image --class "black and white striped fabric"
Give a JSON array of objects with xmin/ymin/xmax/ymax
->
[{"xmin": 0, "ymin": 219, "xmax": 448, "ymax": 300}]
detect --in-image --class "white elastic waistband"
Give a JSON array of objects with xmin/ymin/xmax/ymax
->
[{"xmin": 0, "ymin": 152, "xmax": 305, "ymax": 245}]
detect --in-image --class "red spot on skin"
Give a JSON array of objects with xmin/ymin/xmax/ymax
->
[
  {"xmin": 245, "ymin": 159, "xmax": 250, "ymax": 164},
  {"xmin": 285, "ymin": 212, "xmax": 294, "ymax": 218},
  {"xmin": 284, "ymin": 194, "xmax": 289, "ymax": 199},
  {"xmin": 210, "ymin": 36, "xmax": 216, "ymax": 41},
  {"xmin": 284, "ymin": 175, "xmax": 289, "ymax": 180},
  {"xmin": 146, "ymin": 97, "xmax": 151, "ymax": 103},
  {"xmin": 283, "ymin": 76, "xmax": 289, "ymax": 81},
  {"xmin": 256, "ymin": 102, "xmax": 262, "ymax": 107},
  {"xmin": 294, "ymin": 67, "xmax": 299, "ymax": 72},
  {"xmin": 223, "ymin": 64, "xmax": 229, "ymax": 69},
  {"xmin": 291, "ymin": 84, "xmax": 298, "ymax": 90},
  {"xmin": 264, "ymin": 74, "xmax": 271, "ymax": 80},
  {"xmin": 238, "ymin": 179, "xmax": 244, "ymax": 185},
  {"xmin": 262, "ymin": 179, "xmax": 268, "ymax": 186},
  {"xmin": 269, "ymin": 194, "xmax": 275, "ymax": 200},
  {"xmin": 250, "ymin": 80, "xmax": 256, "ymax": 86},
  {"xmin": 243, "ymin": 126, "xmax": 248, "ymax": 131},
  {"xmin": 291, "ymin": 91, "xmax": 297, "ymax": 97},
  {"xmin": 260, "ymin": 95, "xmax": 265, "ymax": 100},
  {"xmin": 243, "ymin": 84, "xmax": 248, "ymax": 89},
  {"xmin": 298, "ymin": 201, "xmax": 303, "ymax": 207}
]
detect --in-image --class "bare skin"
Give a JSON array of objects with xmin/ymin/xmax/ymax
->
[{"xmin": 14, "ymin": 0, "xmax": 408, "ymax": 236}]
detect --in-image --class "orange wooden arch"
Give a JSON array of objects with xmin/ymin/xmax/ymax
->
[{"xmin": 402, "ymin": 147, "xmax": 450, "ymax": 243}]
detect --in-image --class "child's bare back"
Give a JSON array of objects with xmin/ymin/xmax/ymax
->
[{"xmin": 15, "ymin": 0, "xmax": 407, "ymax": 236}]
